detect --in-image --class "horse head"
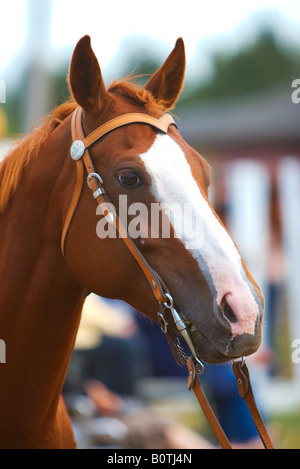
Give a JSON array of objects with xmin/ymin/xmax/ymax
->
[{"xmin": 64, "ymin": 36, "xmax": 264, "ymax": 364}]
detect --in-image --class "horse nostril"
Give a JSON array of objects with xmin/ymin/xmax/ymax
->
[{"xmin": 221, "ymin": 297, "xmax": 238, "ymax": 324}]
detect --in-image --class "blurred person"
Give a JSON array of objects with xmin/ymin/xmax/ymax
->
[
  {"xmin": 265, "ymin": 177, "xmax": 287, "ymax": 375},
  {"xmin": 64, "ymin": 294, "xmax": 148, "ymax": 397},
  {"xmin": 64, "ymin": 296, "xmax": 214, "ymax": 449},
  {"xmin": 136, "ymin": 315, "xmax": 267, "ymax": 448},
  {"xmin": 65, "ymin": 297, "xmax": 267, "ymax": 449}
]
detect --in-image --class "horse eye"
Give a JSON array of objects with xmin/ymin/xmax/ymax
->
[{"xmin": 118, "ymin": 170, "xmax": 141, "ymax": 188}]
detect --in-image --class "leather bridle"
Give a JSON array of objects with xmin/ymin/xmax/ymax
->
[
  {"xmin": 61, "ymin": 107, "xmax": 274, "ymax": 449},
  {"xmin": 61, "ymin": 107, "xmax": 175, "ymax": 304}
]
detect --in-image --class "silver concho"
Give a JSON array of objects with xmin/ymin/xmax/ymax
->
[{"xmin": 70, "ymin": 140, "xmax": 85, "ymax": 160}]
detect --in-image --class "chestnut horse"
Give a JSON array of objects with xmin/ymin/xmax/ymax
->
[{"xmin": 0, "ymin": 36, "xmax": 264, "ymax": 448}]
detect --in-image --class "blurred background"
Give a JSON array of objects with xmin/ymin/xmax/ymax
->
[{"xmin": 0, "ymin": 0, "xmax": 299, "ymax": 449}]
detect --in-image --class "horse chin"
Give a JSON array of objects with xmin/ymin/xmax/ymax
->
[
  {"xmin": 186, "ymin": 326, "xmax": 262, "ymax": 365},
  {"xmin": 187, "ymin": 332, "xmax": 233, "ymax": 364}
]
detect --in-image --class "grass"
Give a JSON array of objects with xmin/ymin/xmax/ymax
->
[{"xmin": 270, "ymin": 411, "xmax": 300, "ymax": 449}]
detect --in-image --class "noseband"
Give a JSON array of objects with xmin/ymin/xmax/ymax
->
[{"xmin": 61, "ymin": 107, "xmax": 273, "ymax": 449}]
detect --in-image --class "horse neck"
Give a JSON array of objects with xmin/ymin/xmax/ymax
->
[{"xmin": 0, "ymin": 117, "xmax": 84, "ymax": 447}]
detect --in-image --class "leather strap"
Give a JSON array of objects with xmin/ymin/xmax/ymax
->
[
  {"xmin": 187, "ymin": 357, "xmax": 274, "ymax": 449},
  {"xmin": 62, "ymin": 107, "xmax": 176, "ymax": 304},
  {"xmin": 232, "ymin": 360, "xmax": 274, "ymax": 449},
  {"xmin": 82, "ymin": 113, "xmax": 176, "ymax": 148},
  {"xmin": 187, "ymin": 358, "xmax": 233, "ymax": 449},
  {"xmin": 61, "ymin": 112, "xmax": 85, "ymax": 255}
]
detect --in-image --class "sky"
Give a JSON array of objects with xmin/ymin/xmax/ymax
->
[{"xmin": 0, "ymin": 0, "xmax": 299, "ymax": 81}]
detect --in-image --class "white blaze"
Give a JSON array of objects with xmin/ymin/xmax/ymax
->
[{"xmin": 139, "ymin": 134, "xmax": 259, "ymax": 336}]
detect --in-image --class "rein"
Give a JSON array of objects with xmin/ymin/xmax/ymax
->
[{"xmin": 62, "ymin": 107, "xmax": 274, "ymax": 449}]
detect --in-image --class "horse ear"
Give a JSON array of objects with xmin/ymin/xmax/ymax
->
[
  {"xmin": 145, "ymin": 38, "xmax": 185, "ymax": 110},
  {"xmin": 69, "ymin": 35, "xmax": 107, "ymax": 112}
]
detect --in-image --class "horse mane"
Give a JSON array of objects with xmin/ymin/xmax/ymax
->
[
  {"xmin": 0, "ymin": 100, "xmax": 77, "ymax": 213},
  {"xmin": 0, "ymin": 77, "xmax": 164, "ymax": 213}
]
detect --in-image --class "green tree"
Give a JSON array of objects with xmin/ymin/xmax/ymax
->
[{"xmin": 181, "ymin": 29, "xmax": 299, "ymax": 105}]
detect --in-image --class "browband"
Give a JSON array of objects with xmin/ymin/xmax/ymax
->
[
  {"xmin": 68, "ymin": 109, "xmax": 177, "ymax": 162},
  {"xmin": 81, "ymin": 112, "xmax": 176, "ymax": 149}
]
